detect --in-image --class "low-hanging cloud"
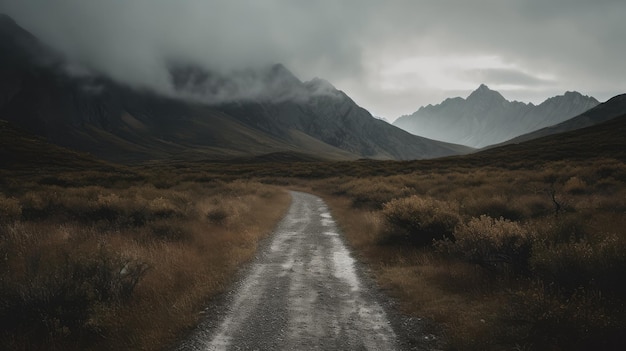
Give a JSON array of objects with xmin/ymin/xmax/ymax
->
[
  {"xmin": 1, "ymin": 0, "xmax": 372, "ymax": 102},
  {"xmin": 1, "ymin": 0, "xmax": 625, "ymax": 116},
  {"xmin": 169, "ymin": 63, "xmax": 343, "ymax": 104}
]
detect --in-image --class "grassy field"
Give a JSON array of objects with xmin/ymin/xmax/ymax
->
[
  {"xmin": 0, "ymin": 166, "xmax": 290, "ymax": 350},
  {"xmin": 312, "ymin": 157, "xmax": 626, "ymax": 350},
  {"xmin": 1, "ymin": 115, "xmax": 625, "ymax": 350}
]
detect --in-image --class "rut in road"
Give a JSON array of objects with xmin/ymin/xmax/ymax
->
[{"xmin": 178, "ymin": 191, "xmax": 399, "ymax": 350}]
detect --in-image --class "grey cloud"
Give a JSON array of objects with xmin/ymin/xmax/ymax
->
[
  {"xmin": 1, "ymin": 0, "xmax": 625, "ymax": 116},
  {"xmin": 0, "ymin": 0, "xmax": 373, "ymax": 101},
  {"xmin": 170, "ymin": 63, "xmax": 343, "ymax": 104},
  {"xmin": 459, "ymin": 68, "xmax": 554, "ymax": 87}
]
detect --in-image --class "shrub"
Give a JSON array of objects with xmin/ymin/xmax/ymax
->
[
  {"xmin": 335, "ymin": 178, "xmax": 413, "ymax": 209},
  {"xmin": 438, "ymin": 215, "xmax": 532, "ymax": 274},
  {"xmin": 0, "ymin": 234, "xmax": 149, "ymax": 349},
  {"xmin": 0, "ymin": 194, "xmax": 21, "ymax": 222},
  {"xmin": 513, "ymin": 194, "xmax": 552, "ymax": 219},
  {"xmin": 534, "ymin": 215, "xmax": 588, "ymax": 245},
  {"xmin": 506, "ymin": 284, "xmax": 625, "ymax": 351},
  {"xmin": 464, "ymin": 195, "xmax": 526, "ymax": 221},
  {"xmin": 147, "ymin": 220, "xmax": 191, "ymax": 242},
  {"xmin": 381, "ymin": 196, "xmax": 460, "ymax": 246},
  {"xmin": 38, "ymin": 176, "xmax": 73, "ymax": 187},
  {"xmin": 206, "ymin": 207, "xmax": 229, "ymax": 224},
  {"xmin": 593, "ymin": 190, "xmax": 626, "ymax": 212},
  {"xmin": 531, "ymin": 233, "xmax": 626, "ymax": 294},
  {"xmin": 563, "ymin": 176, "xmax": 588, "ymax": 195}
]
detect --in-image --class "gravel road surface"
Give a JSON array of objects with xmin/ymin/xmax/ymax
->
[{"xmin": 177, "ymin": 191, "xmax": 434, "ymax": 351}]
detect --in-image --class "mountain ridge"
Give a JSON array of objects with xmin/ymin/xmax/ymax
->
[
  {"xmin": 393, "ymin": 85, "xmax": 599, "ymax": 148},
  {"xmin": 0, "ymin": 14, "xmax": 472, "ymax": 163}
]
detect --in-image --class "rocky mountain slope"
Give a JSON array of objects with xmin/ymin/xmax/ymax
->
[
  {"xmin": 393, "ymin": 84, "xmax": 599, "ymax": 148},
  {"xmin": 0, "ymin": 14, "xmax": 472, "ymax": 162}
]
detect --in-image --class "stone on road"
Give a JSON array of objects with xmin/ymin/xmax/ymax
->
[{"xmin": 179, "ymin": 191, "xmax": 399, "ymax": 350}]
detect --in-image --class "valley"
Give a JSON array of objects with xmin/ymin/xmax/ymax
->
[
  {"xmin": 1, "ymin": 9, "xmax": 626, "ymax": 351},
  {"xmin": 2, "ymin": 112, "xmax": 625, "ymax": 349}
]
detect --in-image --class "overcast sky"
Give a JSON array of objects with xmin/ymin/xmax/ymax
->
[{"xmin": 2, "ymin": 0, "xmax": 625, "ymax": 121}]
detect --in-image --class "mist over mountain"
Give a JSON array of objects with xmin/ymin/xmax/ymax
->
[
  {"xmin": 168, "ymin": 62, "xmax": 343, "ymax": 105},
  {"xmin": 0, "ymin": 14, "xmax": 471, "ymax": 162},
  {"xmin": 393, "ymin": 85, "xmax": 599, "ymax": 148}
]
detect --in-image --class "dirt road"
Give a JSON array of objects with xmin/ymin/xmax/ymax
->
[{"xmin": 177, "ymin": 191, "xmax": 412, "ymax": 350}]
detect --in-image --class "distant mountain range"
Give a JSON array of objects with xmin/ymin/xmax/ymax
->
[
  {"xmin": 393, "ymin": 84, "xmax": 599, "ymax": 148},
  {"xmin": 0, "ymin": 14, "xmax": 471, "ymax": 162}
]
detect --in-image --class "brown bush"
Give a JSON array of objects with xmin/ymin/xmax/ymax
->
[
  {"xmin": 437, "ymin": 215, "xmax": 533, "ymax": 274},
  {"xmin": 0, "ymin": 194, "xmax": 21, "ymax": 222},
  {"xmin": 0, "ymin": 176, "xmax": 289, "ymax": 350},
  {"xmin": 381, "ymin": 196, "xmax": 460, "ymax": 246},
  {"xmin": 532, "ymin": 231, "xmax": 626, "ymax": 294},
  {"xmin": 309, "ymin": 157, "xmax": 626, "ymax": 350},
  {"xmin": 563, "ymin": 176, "xmax": 588, "ymax": 195},
  {"xmin": 506, "ymin": 284, "xmax": 625, "ymax": 351},
  {"xmin": 463, "ymin": 195, "xmax": 526, "ymax": 221},
  {"xmin": 0, "ymin": 223, "xmax": 148, "ymax": 350},
  {"xmin": 333, "ymin": 177, "xmax": 414, "ymax": 209}
]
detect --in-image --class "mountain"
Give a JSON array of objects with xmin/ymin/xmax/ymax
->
[
  {"xmin": 374, "ymin": 116, "xmax": 390, "ymax": 123},
  {"xmin": 393, "ymin": 84, "xmax": 599, "ymax": 148},
  {"xmin": 494, "ymin": 93, "xmax": 626, "ymax": 147},
  {"xmin": 0, "ymin": 14, "xmax": 472, "ymax": 163},
  {"xmin": 167, "ymin": 62, "xmax": 475, "ymax": 160}
]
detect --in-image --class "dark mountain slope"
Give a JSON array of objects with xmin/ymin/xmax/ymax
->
[
  {"xmin": 219, "ymin": 85, "xmax": 472, "ymax": 160},
  {"xmin": 479, "ymin": 113, "xmax": 626, "ymax": 162},
  {"xmin": 454, "ymin": 110, "xmax": 626, "ymax": 168},
  {"xmin": 172, "ymin": 64, "xmax": 474, "ymax": 160},
  {"xmin": 0, "ymin": 119, "xmax": 116, "ymax": 172},
  {"xmin": 0, "ymin": 14, "xmax": 471, "ymax": 162},
  {"xmin": 0, "ymin": 16, "xmax": 338, "ymax": 162},
  {"xmin": 0, "ymin": 65, "xmax": 317, "ymax": 162}
]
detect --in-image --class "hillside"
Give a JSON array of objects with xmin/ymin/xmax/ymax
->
[
  {"xmin": 0, "ymin": 119, "xmax": 116, "ymax": 171},
  {"xmin": 472, "ymin": 113, "xmax": 626, "ymax": 165},
  {"xmin": 494, "ymin": 93, "xmax": 626, "ymax": 147},
  {"xmin": 0, "ymin": 14, "xmax": 471, "ymax": 163}
]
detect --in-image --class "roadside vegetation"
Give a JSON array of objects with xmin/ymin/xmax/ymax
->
[
  {"xmin": 3, "ymin": 154, "xmax": 625, "ymax": 350},
  {"xmin": 0, "ymin": 170, "xmax": 289, "ymax": 350},
  {"xmin": 2, "ymin": 115, "xmax": 625, "ymax": 350},
  {"xmin": 313, "ymin": 157, "xmax": 626, "ymax": 350}
]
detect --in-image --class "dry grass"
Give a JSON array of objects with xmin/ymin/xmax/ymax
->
[
  {"xmin": 2, "ymin": 107, "xmax": 625, "ymax": 350},
  {"xmin": 322, "ymin": 197, "xmax": 510, "ymax": 350},
  {"xmin": 0, "ymin": 178, "xmax": 290, "ymax": 350},
  {"xmin": 316, "ymin": 157, "xmax": 626, "ymax": 350},
  {"xmin": 2, "ymin": 126, "xmax": 625, "ymax": 350}
]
